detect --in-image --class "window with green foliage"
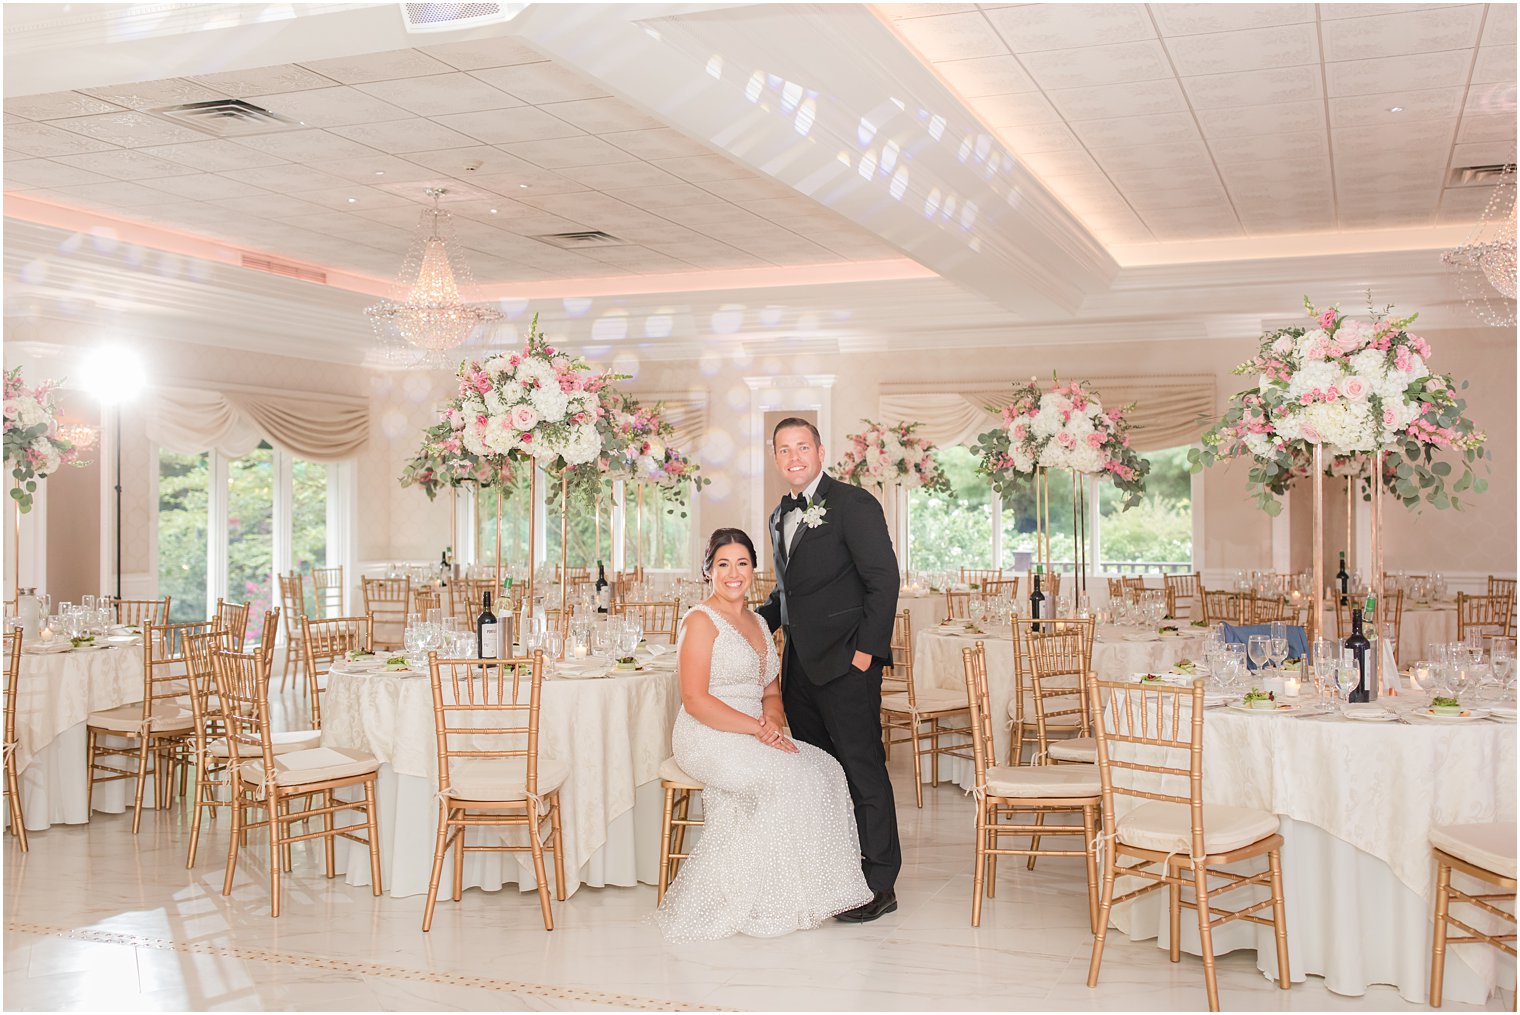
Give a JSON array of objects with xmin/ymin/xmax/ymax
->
[
  {"xmin": 292, "ymin": 459, "xmax": 328, "ymax": 574},
  {"xmin": 477, "ymin": 471, "xmax": 531, "ymax": 574},
  {"xmin": 908, "ymin": 445, "xmax": 993, "ymax": 573},
  {"xmin": 626, "ymin": 482, "xmax": 693, "ymax": 572},
  {"xmin": 1097, "ymin": 446, "xmax": 1192, "ymax": 572},
  {"xmin": 158, "ymin": 451, "xmax": 209, "ymax": 624},
  {"xmin": 1001, "ymin": 467, "xmax": 1076, "ymax": 571},
  {"xmin": 228, "ymin": 444, "xmax": 274, "ymax": 642}
]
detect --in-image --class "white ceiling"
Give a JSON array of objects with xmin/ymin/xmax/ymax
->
[{"xmin": 883, "ymin": 2, "xmax": 1517, "ymax": 245}]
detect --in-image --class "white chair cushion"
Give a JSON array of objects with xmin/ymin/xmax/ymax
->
[
  {"xmin": 1048, "ymin": 737, "xmax": 1097, "ymax": 763},
  {"xmin": 1118, "ymin": 802, "xmax": 1280, "ymax": 856},
  {"xmin": 239, "ymin": 746, "xmax": 379, "ymax": 789},
  {"xmin": 209, "ymin": 729, "xmax": 321, "ymax": 758},
  {"xmin": 881, "ymin": 690, "xmax": 968, "ymax": 715},
  {"xmin": 87, "ymin": 702, "xmax": 194, "ymax": 734},
  {"xmin": 442, "ymin": 756, "xmax": 570, "ymax": 803},
  {"xmin": 659, "ymin": 755, "xmax": 703, "ymax": 788},
  {"xmin": 1431, "ymin": 821, "xmax": 1517, "ymax": 879},
  {"xmin": 983, "ymin": 763, "xmax": 1100, "ymax": 798}
]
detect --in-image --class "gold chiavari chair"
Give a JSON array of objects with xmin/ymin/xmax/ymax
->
[
  {"xmin": 1490, "ymin": 577, "xmax": 1517, "ymax": 638},
  {"xmin": 557, "ymin": 565, "xmax": 590, "ymax": 585},
  {"xmin": 945, "ymin": 588, "xmax": 972, "ymax": 621},
  {"xmin": 4, "ymin": 629, "xmax": 26, "ymax": 852},
  {"xmin": 422, "ymin": 654, "xmax": 567, "ymax": 932},
  {"xmin": 1085, "ymin": 675, "xmax": 1290, "ymax": 1012},
  {"xmin": 214, "ymin": 599, "xmax": 250, "ymax": 651},
  {"xmin": 413, "ymin": 586, "xmax": 442, "ymax": 617},
  {"xmin": 114, "ymin": 597, "xmax": 171, "ymax": 628},
  {"xmin": 656, "ymin": 756, "xmax": 704, "ymax": 906},
  {"xmin": 362, "ymin": 576, "xmax": 411, "ymax": 651},
  {"xmin": 1428, "ymin": 821, "xmax": 1516, "ymax": 1008},
  {"xmin": 961, "ymin": 567, "xmax": 1003, "ymax": 588},
  {"xmin": 276, "ymin": 572, "xmax": 308, "ymax": 692},
  {"xmin": 1023, "ymin": 617, "xmax": 1097, "ymax": 766},
  {"xmin": 1164, "ymin": 572, "xmax": 1202, "ymax": 620},
  {"xmin": 311, "ymin": 565, "xmax": 344, "ymax": 619},
  {"xmin": 214, "ymin": 647, "xmax": 382, "ymax": 917},
  {"xmin": 86, "ymin": 621, "xmax": 209, "ymax": 834},
  {"xmin": 1007, "ymin": 617, "xmax": 1041, "ymax": 766},
  {"xmin": 1120, "ymin": 576, "xmax": 1146, "ymax": 599},
  {"xmin": 983, "ymin": 577, "xmax": 1020, "ymax": 600},
  {"xmin": 448, "ymin": 578, "xmax": 495, "ymax": 630},
  {"xmin": 1203, "ymin": 590, "xmax": 1247, "ymax": 626},
  {"xmin": 880, "ymin": 610, "xmax": 970, "ymax": 808},
  {"xmin": 301, "ymin": 615, "xmax": 374, "ymax": 729},
  {"xmin": 614, "ymin": 599, "xmax": 681, "ymax": 645},
  {"xmin": 1106, "ymin": 576, "xmax": 1128, "ymax": 602},
  {"xmin": 1457, "ymin": 592, "xmax": 1514, "ymax": 643},
  {"xmin": 746, "ymin": 571, "xmax": 778, "ymax": 610},
  {"xmin": 1028, "ymin": 570, "xmax": 1062, "ymax": 599},
  {"xmin": 963, "ymin": 642, "xmax": 1101, "ymax": 930}
]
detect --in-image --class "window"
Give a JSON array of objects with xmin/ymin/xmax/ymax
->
[
  {"xmin": 1000, "ymin": 467, "xmax": 1076, "ymax": 572},
  {"xmin": 476, "ymin": 470, "xmax": 531, "ymax": 576},
  {"xmin": 547, "ymin": 476, "xmax": 607, "ymax": 570},
  {"xmin": 625, "ymin": 482, "xmax": 694, "ymax": 572},
  {"xmin": 291, "ymin": 458, "xmax": 328, "ymax": 574},
  {"xmin": 157, "ymin": 451, "xmax": 210, "ymax": 624},
  {"xmin": 1096, "ymin": 446, "xmax": 1193, "ymax": 574},
  {"xmin": 907, "ymin": 445, "xmax": 993, "ymax": 573},
  {"xmin": 227, "ymin": 443, "xmax": 274, "ymax": 640}
]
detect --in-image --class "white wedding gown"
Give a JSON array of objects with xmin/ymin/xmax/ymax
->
[{"xmin": 656, "ymin": 604, "xmax": 872, "ymax": 942}]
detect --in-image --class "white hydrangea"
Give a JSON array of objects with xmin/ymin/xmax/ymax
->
[
  {"xmin": 1029, "ymin": 402, "xmax": 1065, "ymax": 437},
  {"xmin": 1285, "ymin": 359, "xmax": 1338, "ymax": 399},
  {"xmin": 561, "ymin": 423, "xmax": 600, "ymax": 465},
  {"xmin": 460, "ymin": 422, "xmax": 488, "ymax": 457},
  {"xmin": 529, "ymin": 383, "xmax": 570, "ymax": 422},
  {"xmin": 1242, "ymin": 431, "xmax": 1275, "ymax": 458},
  {"xmin": 1068, "ymin": 442, "xmax": 1105, "ymax": 474},
  {"xmin": 482, "ymin": 416, "xmax": 519, "ymax": 454},
  {"xmin": 1296, "ymin": 328, "xmax": 1330, "ymax": 357}
]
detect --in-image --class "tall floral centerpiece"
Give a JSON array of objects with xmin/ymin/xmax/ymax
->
[
  {"xmin": 5, "ymin": 366, "xmax": 87, "ymax": 602},
  {"xmin": 1190, "ymin": 298, "xmax": 1488, "ymax": 637},
  {"xmin": 834, "ymin": 420, "xmax": 950, "ymax": 571},
  {"xmin": 973, "ymin": 378, "xmax": 1148, "ymax": 590},
  {"xmin": 422, "ymin": 315, "xmax": 609, "ymax": 609}
]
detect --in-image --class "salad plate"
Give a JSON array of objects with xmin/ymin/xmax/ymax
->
[{"xmin": 1414, "ymin": 708, "xmax": 1490, "ymax": 723}]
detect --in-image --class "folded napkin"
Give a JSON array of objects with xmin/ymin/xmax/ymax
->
[
  {"xmin": 644, "ymin": 643, "xmax": 672, "ymax": 657},
  {"xmin": 1342, "ymin": 705, "xmax": 1395, "ymax": 721},
  {"xmin": 1490, "ymin": 705, "xmax": 1517, "ymax": 720},
  {"xmin": 24, "ymin": 641, "xmax": 71, "ymax": 655}
]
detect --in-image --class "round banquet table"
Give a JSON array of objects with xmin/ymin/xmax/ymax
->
[
  {"xmin": 912, "ymin": 623, "xmax": 1207, "ymax": 776},
  {"xmin": 1108, "ymin": 692, "xmax": 1516, "ymax": 1004},
  {"xmin": 897, "ymin": 591, "xmax": 948, "ymax": 643},
  {"xmin": 4, "ymin": 641, "xmax": 158, "ymax": 831},
  {"xmin": 319, "ymin": 656, "xmax": 680, "ymax": 899}
]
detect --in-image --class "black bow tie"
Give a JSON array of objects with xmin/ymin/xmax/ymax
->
[{"xmin": 779, "ymin": 492, "xmax": 807, "ymax": 515}]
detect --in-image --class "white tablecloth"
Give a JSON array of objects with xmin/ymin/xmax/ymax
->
[
  {"xmin": 1320, "ymin": 602, "xmax": 1458, "ymax": 663},
  {"xmin": 6, "ymin": 644, "xmax": 150, "ymax": 830},
  {"xmin": 319, "ymin": 658, "xmax": 680, "ymax": 898},
  {"xmin": 897, "ymin": 591, "xmax": 948, "ymax": 644},
  {"xmin": 1109, "ymin": 695, "xmax": 1517, "ymax": 1004}
]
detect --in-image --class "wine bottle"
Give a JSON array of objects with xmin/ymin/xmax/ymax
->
[
  {"xmin": 477, "ymin": 591, "xmax": 499, "ymax": 659},
  {"xmin": 439, "ymin": 547, "xmax": 451, "ymax": 587},
  {"xmin": 1363, "ymin": 593, "xmax": 1380, "ymax": 700},
  {"xmin": 1345, "ymin": 607, "xmax": 1370, "ymax": 703},
  {"xmin": 1029, "ymin": 566, "xmax": 1045, "ymax": 633},
  {"xmin": 1335, "ymin": 552, "xmax": 1350, "ymax": 605},
  {"xmin": 595, "ymin": 560, "xmax": 610, "ymax": 614},
  {"xmin": 499, "ymin": 577, "xmax": 514, "ymax": 656}
]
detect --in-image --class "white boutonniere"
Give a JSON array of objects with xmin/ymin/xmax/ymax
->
[{"xmin": 801, "ymin": 499, "xmax": 828, "ymax": 529}]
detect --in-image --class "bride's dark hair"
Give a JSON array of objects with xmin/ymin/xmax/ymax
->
[{"xmin": 702, "ymin": 528, "xmax": 757, "ymax": 580}]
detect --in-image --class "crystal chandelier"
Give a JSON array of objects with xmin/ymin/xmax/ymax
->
[
  {"xmin": 365, "ymin": 188, "xmax": 502, "ymax": 362},
  {"xmin": 1441, "ymin": 164, "xmax": 1517, "ymax": 327}
]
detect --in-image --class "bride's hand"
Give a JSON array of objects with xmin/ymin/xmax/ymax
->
[{"xmin": 755, "ymin": 718, "xmax": 799, "ymax": 753}]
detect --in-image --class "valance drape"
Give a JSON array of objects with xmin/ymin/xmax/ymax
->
[
  {"xmin": 638, "ymin": 394, "xmax": 707, "ymax": 452},
  {"xmin": 880, "ymin": 376, "xmax": 1216, "ymax": 453},
  {"xmin": 145, "ymin": 383, "xmax": 369, "ymax": 461}
]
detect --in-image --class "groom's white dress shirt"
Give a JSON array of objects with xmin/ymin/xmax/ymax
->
[{"xmin": 782, "ymin": 472, "xmax": 824, "ymax": 558}]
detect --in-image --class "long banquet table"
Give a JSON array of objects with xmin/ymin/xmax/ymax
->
[
  {"xmin": 1108, "ymin": 691, "xmax": 1516, "ymax": 1004},
  {"xmin": 319, "ymin": 654, "xmax": 680, "ymax": 899}
]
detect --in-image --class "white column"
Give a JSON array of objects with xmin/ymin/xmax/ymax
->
[
  {"xmin": 272, "ymin": 449, "xmax": 292, "ymax": 580},
  {"xmin": 207, "ymin": 452, "xmax": 229, "ymax": 615}
]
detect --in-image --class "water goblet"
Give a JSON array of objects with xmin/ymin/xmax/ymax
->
[{"xmin": 1246, "ymin": 634, "xmax": 1270, "ymax": 674}]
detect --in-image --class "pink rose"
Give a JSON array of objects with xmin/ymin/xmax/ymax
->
[
  {"xmin": 511, "ymin": 405, "xmax": 539, "ymax": 430},
  {"xmin": 1318, "ymin": 309, "xmax": 1336, "ymax": 330},
  {"xmin": 1342, "ymin": 376, "xmax": 1369, "ymax": 401},
  {"xmin": 1086, "ymin": 432, "xmax": 1105, "ymax": 448},
  {"xmin": 1324, "ymin": 386, "xmax": 1338, "ymax": 402}
]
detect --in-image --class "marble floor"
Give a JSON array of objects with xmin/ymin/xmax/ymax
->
[{"xmin": 3, "ymin": 686, "xmax": 1513, "ymax": 1012}]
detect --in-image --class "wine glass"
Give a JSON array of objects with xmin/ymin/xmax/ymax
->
[
  {"xmin": 1268, "ymin": 621, "xmax": 1289, "ymax": 675},
  {"xmin": 1490, "ymin": 639, "xmax": 1514, "ymax": 695},
  {"xmin": 1246, "ymin": 635, "xmax": 1270, "ymax": 675},
  {"xmin": 1311, "ymin": 638, "xmax": 1339, "ymax": 704}
]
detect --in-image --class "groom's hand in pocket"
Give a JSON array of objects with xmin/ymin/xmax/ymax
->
[{"xmin": 851, "ymin": 650, "xmax": 871, "ymax": 672}]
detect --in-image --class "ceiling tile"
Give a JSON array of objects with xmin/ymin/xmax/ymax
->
[
  {"xmin": 433, "ymin": 107, "xmax": 584, "ymax": 145},
  {"xmin": 136, "ymin": 173, "xmax": 270, "ymax": 200},
  {"xmin": 1104, "ymin": 161, "xmax": 1222, "ymax": 190},
  {"xmin": 329, "ymin": 118, "xmax": 481, "ymax": 154},
  {"xmin": 231, "ymin": 129, "xmax": 382, "ymax": 162},
  {"xmin": 1045, "ymin": 78, "xmax": 1187, "ymax": 121},
  {"xmin": 1319, "ymin": 4, "xmax": 1449, "ymax": 18},
  {"xmin": 644, "ymin": 154, "xmax": 756, "ymax": 185},
  {"xmin": 1070, "ymin": 112, "xmax": 1201, "ymax": 149},
  {"xmin": 1334, "ymin": 119, "xmax": 1456, "ymax": 153},
  {"xmin": 2, "ymin": 158, "xmax": 114, "ymax": 188},
  {"xmin": 467, "ymin": 169, "xmax": 593, "ymax": 197},
  {"xmin": 218, "ymin": 164, "xmax": 358, "ymax": 192},
  {"xmin": 1438, "ymin": 185, "xmax": 1502, "ymax": 217},
  {"xmin": 3, "ymin": 122, "xmax": 118, "ymax": 157},
  {"xmin": 304, "ymin": 153, "xmax": 442, "ymax": 184},
  {"xmin": 469, "ymin": 63, "xmax": 610, "ymax": 105},
  {"xmin": 79, "ymin": 77, "xmax": 227, "ymax": 111},
  {"xmin": 1218, "ymin": 157, "xmax": 1330, "ymax": 186},
  {"xmin": 983, "ymin": 4, "xmax": 1154, "ymax": 53},
  {"xmin": 883, "ymin": 4, "xmax": 979, "ymax": 19},
  {"xmin": 50, "ymin": 149, "xmax": 198, "ymax": 180},
  {"xmin": 539, "ymin": 97, "xmax": 664, "ymax": 134},
  {"xmin": 1181, "ymin": 65, "xmax": 1323, "ymax": 110},
  {"xmin": 499, "ymin": 135, "xmax": 642, "ymax": 169},
  {"xmin": 1330, "ymin": 88, "xmax": 1464, "ymax": 127},
  {"xmin": 890, "ymin": 11, "xmax": 1007, "ymax": 61},
  {"xmin": 50, "ymin": 110, "xmax": 206, "ymax": 147},
  {"xmin": 1091, "ymin": 138, "xmax": 1212, "ymax": 172},
  {"xmin": 1320, "ymin": 6, "xmax": 1484, "ymax": 62},
  {"xmin": 1451, "ymin": 140, "xmax": 1517, "ymax": 168},
  {"xmin": 137, "ymin": 139, "xmax": 289, "ymax": 171},
  {"xmin": 1019, "ymin": 40, "xmax": 1173, "ymax": 89},
  {"xmin": 698, "ymin": 177, "xmax": 804, "ymax": 202},
  {"xmin": 1465, "ymin": 81, "xmax": 1518, "ymax": 116},
  {"xmin": 247, "ymin": 86, "xmax": 411, "ymax": 128},
  {"xmin": 558, "ymin": 162, "xmax": 685, "ymax": 191},
  {"xmin": 1472, "ymin": 44, "xmax": 1517, "ymax": 85},
  {"xmin": 997, "ymin": 121, "xmax": 1082, "ymax": 153},
  {"xmin": 5, "ymin": 90, "xmax": 125, "ymax": 120},
  {"xmin": 188, "ymin": 64, "xmax": 337, "ymax": 97},
  {"xmin": 934, "ymin": 55, "xmax": 1038, "ymax": 97},
  {"xmin": 604, "ymin": 183, "xmax": 727, "ymax": 211},
  {"xmin": 208, "ymin": 193, "xmax": 330, "ymax": 218},
  {"xmin": 46, "ymin": 180, "xmax": 167, "ymax": 208},
  {"xmin": 1126, "ymin": 183, "xmax": 1231, "ymax": 212},
  {"xmin": 1164, "ymin": 23, "xmax": 1320, "ymax": 76},
  {"xmin": 1020, "ymin": 148, "xmax": 1102, "ymax": 177},
  {"xmin": 973, "ymin": 91, "xmax": 1062, "ymax": 126},
  {"xmin": 1208, "ymin": 130, "xmax": 1329, "ymax": 164},
  {"xmin": 418, "ymin": 37, "xmax": 545, "ymax": 71},
  {"xmin": 1197, "ymin": 100, "xmax": 1324, "ymax": 137},
  {"xmin": 1150, "ymin": 4, "xmax": 1315, "ymax": 36},
  {"xmin": 601, "ymin": 128, "xmax": 714, "ymax": 161},
  {"xmin": 403, "ymin": 145, "xmax": 537, "ymax": 178},
  {"xmin": 1483, "ymin": 2, "xmax": 1517, "ymax": 46},
  {"xmin": 283, "ymin": 186, "xmax": 420, "ymax": 212},
  {"xmin": 1456, "ymin": 112, "xmax": 1517, "ymax": 143},
  {"xmin": 352, "ymin": 73, "xmax": 524, "ymax": 117},
  {"xmin": 1324, "ymin": 49, "xmax": 1473, "ymax": 96},
  {"xmin": 296, "ymin": 49, "xmax": 455, "ymax": 85}
]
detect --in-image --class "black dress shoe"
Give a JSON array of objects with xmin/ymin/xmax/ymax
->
[{"xmin": 835, "ymin": 890, "xmax": 897, "ymax": 923}]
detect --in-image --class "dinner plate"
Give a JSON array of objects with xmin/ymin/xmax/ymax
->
[
  {"xmin": 1415, "ymin": 708, "xmax": 1490, "ymax": 723},
  {"xmin": 103, "ymin": 635, "xmax": 140, "ymax": 646},
  {"xmin": 70, "ymin": 643, "xmax": 109, "ymax": 652},
  {"xmin": 1227, "ymin": 701, "xmax": 1302, "ymax": 716},
  {"xmin": 1341, "ymin": 707, "xmax": 1398, "ymax": 722}
]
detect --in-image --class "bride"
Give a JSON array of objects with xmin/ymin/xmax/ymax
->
[{"xmin": 656, "ymin": 528, "xmax": 872, "ymax": 941}]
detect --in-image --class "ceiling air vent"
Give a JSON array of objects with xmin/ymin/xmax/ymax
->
[
  {"xmin": 399, "ymin": 3, "xmax": 528, "ymax": 33},
  {"xmin": 1449, "ymin": 162, "xmax": 1517, "ymax": 187},
  {"xmin": 240, "ymin": 253, "xmax": 328, "ymax": 286},
  {"xmin": 533, "ymin": 230, "xmax": 627, "ymax": 249},
  {"xmin": 153, "ymin": 98, "xmax": 295, "ymax": 137}
]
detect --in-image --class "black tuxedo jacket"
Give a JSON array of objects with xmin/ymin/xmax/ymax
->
[{"xmin": 756, "ymin": 473, "xmax": 900, "ymax": 685}]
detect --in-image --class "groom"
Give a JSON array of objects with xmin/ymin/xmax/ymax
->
[{"xmin": 757, "ymin": 417, "xmax": 901, "ymax": 922}]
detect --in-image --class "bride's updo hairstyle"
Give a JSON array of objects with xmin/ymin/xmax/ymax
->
[{"xmin": 701, "ymin": 528, "xmax": 757, "ymax": 581}]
